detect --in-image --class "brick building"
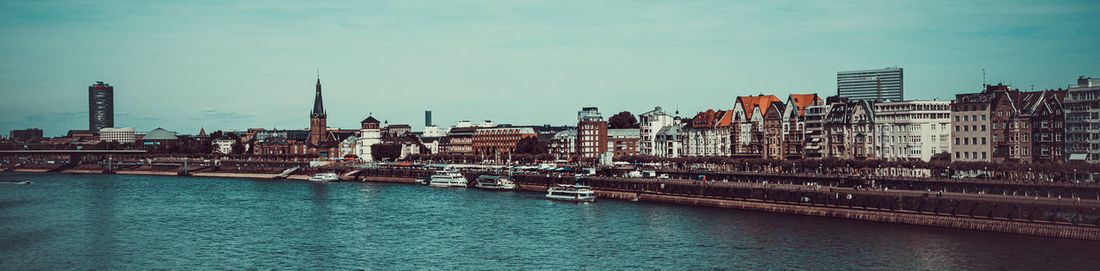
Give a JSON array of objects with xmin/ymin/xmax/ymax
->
[{"xmin": 576, "ymin": 107, "xmax": 608, "ymax": 158}]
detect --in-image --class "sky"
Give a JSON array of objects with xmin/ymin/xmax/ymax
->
[{"xmin": 1, "ymin": 0, "xmax": 1098, "ymax": 137}]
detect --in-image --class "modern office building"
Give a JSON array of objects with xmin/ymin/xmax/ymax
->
[
  {"xmin": 99, "ymin": 127, "xmax": 136, "ymax": 144},
  {"xmin": 1065, "ymin": 76, "xmax": 1099, "ymax": 163},
  {"xmin": 425, "ymin": 110, "xmax": 432, "ymax": 127},
  {"xmin": 88, "ymin": 81, "xmax": 114, "ymax": 132},
  {"xmin": 837, "ymin": 67, "xmax": 903, "ymax": 102}
]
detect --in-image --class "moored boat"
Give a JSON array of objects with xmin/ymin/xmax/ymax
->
[
  {"xmin": 474, "ymin": 175, "xmax": 516, "ymax": 190},
  {"xmin": 546, "ymin": 184, "xmax": 596, "ymax": 202},
  {"xmin": 429, "ymin": 171, "xmax": 468, "ymax": 188},
  {"xmin": 308, "ymin": 172, "xmax": 339, "ymax": 183}
]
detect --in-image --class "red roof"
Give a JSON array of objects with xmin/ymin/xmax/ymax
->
[
  {"xmin": 788, "ymin": 94, "xmax": 822, "ymax": 116},
  {"xmin": 737, "ymin": 95, "xmax": 781, "ymax": 119},
  {"xmin": 691, "ymin": 109, "xmax": 732, "ymax": 128}
]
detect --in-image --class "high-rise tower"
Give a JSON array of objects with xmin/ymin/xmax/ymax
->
[
  {"xmin": 88, "ymin": 81, "xmax": 114, "ymax": 132},
  {"xmin": 309, "ymin": 78, "xmax": 327, "ymax": 146},
  {"xmin": 837, "ymin": 67, "xmax": 903, "ymax": 102}
]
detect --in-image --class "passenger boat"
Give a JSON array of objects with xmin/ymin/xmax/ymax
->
[
  {"xmin": 428, "ymin": 171, "xmax": 468, "ymax": 188},
  {"xmin": 545, "ymin": 184, "xmax": 596, "ymax": 202},
  {"xmin": 308, "ymin": 172, "xmax": 339, "ymax": 183},
  {"xmin": 474, "ymin": 175, "xmax": 516, "ymax": 190}
]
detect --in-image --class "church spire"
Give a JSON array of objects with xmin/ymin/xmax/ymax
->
[{"xmin": 311, "ymin": 77, "xmax": 326, "ymax": 119}]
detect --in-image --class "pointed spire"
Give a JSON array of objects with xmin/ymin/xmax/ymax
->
[
  {"xmin": 198, "ymin": 127, "xmax": 206, "ymax": 136},
  {"xmin": 311, "ymin": 77, "xmax": 326, "ymax": 119}
]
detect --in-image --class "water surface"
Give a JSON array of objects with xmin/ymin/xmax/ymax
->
[{"xmin": 0, "ymin": 172, "xmax": 1096, "ymax": 269}]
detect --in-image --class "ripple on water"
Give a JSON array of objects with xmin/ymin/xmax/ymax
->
[{"xmin": 0, "ymin": 172, "xmax": 1098, "ymax": 270}]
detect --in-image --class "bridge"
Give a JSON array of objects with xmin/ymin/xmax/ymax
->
[{"xmin": 0, "ymin": 150, "xmax": 148, "ymax": 165}]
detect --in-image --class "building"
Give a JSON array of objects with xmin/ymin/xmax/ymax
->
[
  {"xmin": 576, "ymin": 107, "xmax": 608, "ymax": 158},
  {"xmin": 440, "ymin": 127, "xmax": 477, "ymax": 155},
  {"xmin": 951, "ymin": 85, "xmax": 996, "ymax": 162},
  {"xmin": 99, "ymin": 127, "xmax": 136, "ymax": 144},
  {"xmin": 549, "ymin": 129, "xmax": 576, "ymax": 160},
  {"xmin": 684, "ymin": 109, "xmax": 733, "ymax": 157},
  {"xmin": 837, "ymin": 67, "xmax": 903, "ymax": 102},
  {"xmin": 802, "ymin": 104, "xmax": 832, "ymax": 159},
  {"xmin": 1028, "ymin": 90, "xmax": 1067, "ymax": 163},
  {"xmin": 9, "ymin": 128, "xmax": 43, "ymax": 141},
  {"xmin": 472, "ymin": 127, "xmax": 537, "ymax": 158},
  {"xmin": 309, "ymin": 78, "xmax": 328, "ymax": 147},
  {"xmin": 872, "ymin": 100, "xmax": 951, "ymax": 161},
  {"xmin": 383, "ymin": 124, "xmax": 412, "ymax": 137},
  {"xmin": 1065, "ymin": 76, "xmax": 1099, "ymax": 163},
  {"xmin": 356, "ymin": 116, "xmax": 382, "ymax": 161},
  {"xmin": 781, "ymin": 94, "xmax": 825, "ymax": 159},
  {"xmin": 638, "ymin": 106, "xmax": 676, "ymax": 156},
  {"xmin": 824, "ymin": 97, "xmax": 875, "ymax": 160},
  {"xmin": 762, "ymin": 102, "xmax": 786, "ymax": 159},
  {"xmin": 654, "ymin": 124, "xmax": 685, "ymax": 158},
  {"xmin": 213, "ymin": 138, "xmax": 236, "ymax": 154},
  {"xmin": 66, "ymin": 130, "xmax": 98, "ymax": 143},
  {"xmin": 89, "ymin": 81, "xmax": 114, "ymax": 132},
  {"xmin": 138, "ymin": 128, "xmax": 180, "ymax": 152},
  {"xmin": 607, "ymin": 129, "xmax": 640, "ymax": 157},
  {"xmin": 732, "ymin": 95, "xmax": 781, "ymax": 157},
  {"xmin": 951, "ymin": 83, "xmax": 1055, "ymax": 163}
]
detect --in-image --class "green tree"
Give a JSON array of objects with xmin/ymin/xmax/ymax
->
[
  {"xmin": 514, "ymin": 137, "xmax": 548, "ymax": 154},
  {"xmin": 608, "ymin": 111, "xmax": 639, "ymax": 129}
]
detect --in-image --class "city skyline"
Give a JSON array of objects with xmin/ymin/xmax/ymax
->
[{"xmin": 2, "ymin": 0, "xmax": 1099, "ymax": 136}]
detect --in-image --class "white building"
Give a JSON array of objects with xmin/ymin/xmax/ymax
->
[
  {"xmin": 1066, "ymin": 76, "xmax": 1100, "ymax": 163},
  {"xmin": 212, "ymin": 138, "xmax": 236, "ymax": 154},
  {"xmin": 873, "ymin": 100, "xmax": 952, "ymax": 161},
  {"xmin": 423, "ymin": 125, "xmax": 448, "ymax": 137},
  {"xmin": 654, "ymin": 124, "xmax": 684, "ymax": 158},
  {"xmin": 355, "ymin": 116, "xmax": 383, "ymax": 162},
  {"xmin": 98, "ymin": 127, "xmax": 135, "ymax": 144},
  {"xmin": 638, "ymin": 106, "xmax": 676, "ymax": 156},
  {"xmin": 549, "ymin": 129, "xmax": 576, "ymax": 160},
  {"xmin": 682, "ymin": 109, "xmax": 733, "ymax": 157},
  {"xmin": 338, "ymin": 135, "xmax": 358, "ymax": 158}
]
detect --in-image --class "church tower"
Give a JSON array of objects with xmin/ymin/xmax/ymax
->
[{"xmin": 309, "ymin": 78, "xmax": 327, "ymax": 146}]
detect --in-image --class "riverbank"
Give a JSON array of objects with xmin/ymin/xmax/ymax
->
[
  {"xmin": 9, "ymin": 169, "xmax": 1099, "ymax": 241},
  {"xmin": 514, "ymin": 183, "xmax": 1100, "ymax": 241}
]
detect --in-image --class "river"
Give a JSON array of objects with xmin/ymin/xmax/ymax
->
[{"xmin": 0, "ymin": 172, "xmax": 1096, "ymax": 269}]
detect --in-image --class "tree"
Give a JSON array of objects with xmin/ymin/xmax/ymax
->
[
  {"xmin": 514, "ymin": 137, "xmax": 548, "ymax": 155},
  {"xmin": 231, "ymin": 141, "xmax": 245, "ymax": 155},
  {"xmin": 608, "ymin": 111, "xmax": 639, "ymax": 129},
  {"xmin": 371, "ymin": 143, "xmax": 402, "ymax": 161}
]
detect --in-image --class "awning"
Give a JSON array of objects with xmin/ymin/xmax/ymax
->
[{"xmin": 1068, "ymin": 153, "xmax": 1088, "ymax": 161}]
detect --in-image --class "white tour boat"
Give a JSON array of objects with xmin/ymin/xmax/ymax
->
[
  {"xmin": 474, "ymin": 175, "xmax": 516, "ymax": 190},
  {"xmin": 546, "ymin": 184, "xmax": 596, "ymax": 202},
  {"xmin": 428, "ymin": 171, "xmax": 468, "ymax": 188},
  {"xmin": 308, "ymin": 172, "xmax": 339, "ymax": 183}
]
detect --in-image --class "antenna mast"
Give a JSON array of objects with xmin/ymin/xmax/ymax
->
[{"xmin": 982, "ymin": 68, "xmax": 986, "ymax": 87}]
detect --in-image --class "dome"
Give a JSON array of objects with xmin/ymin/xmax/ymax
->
[{"xmin": 143, "ymin": 128, "xmax": 179, "ymax": 140}]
